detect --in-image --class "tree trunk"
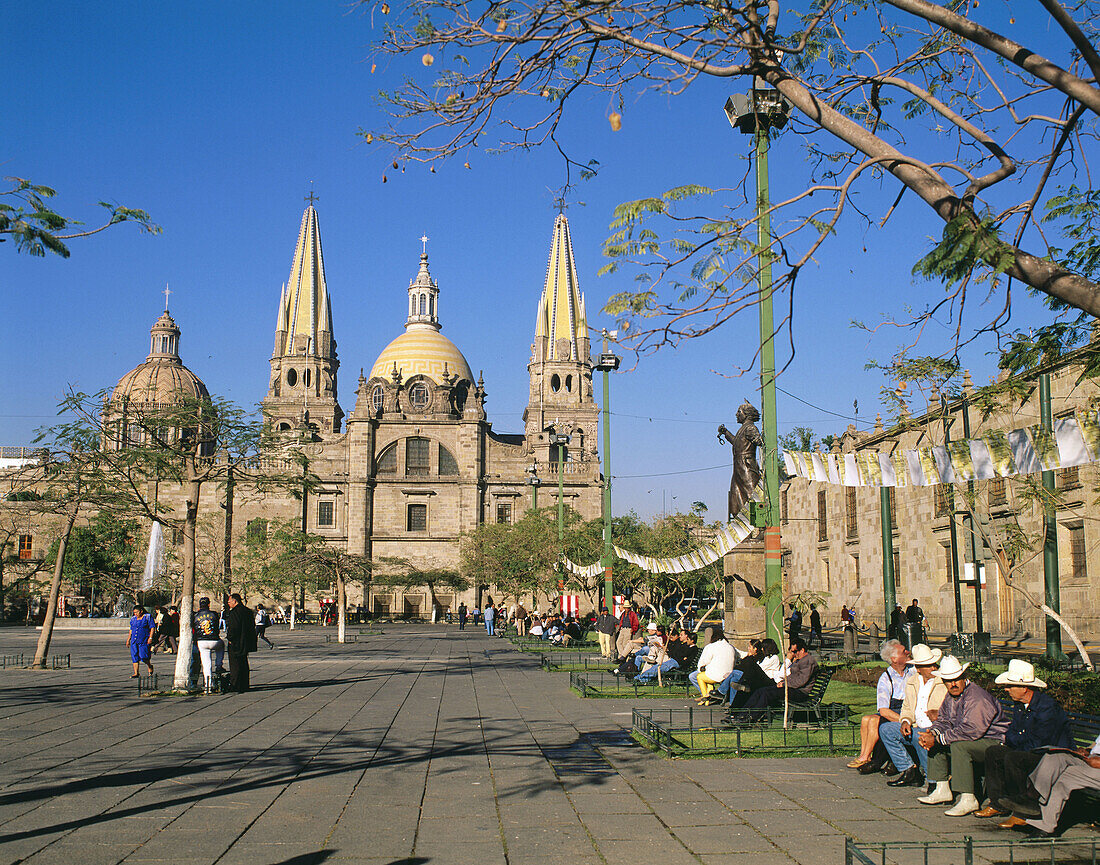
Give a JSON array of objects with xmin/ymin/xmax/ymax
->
[
  {"xmin": 32, "ymin": 505, "xmax": 78, "ymax": 668},
  {"xmin": 336, "ymin": 571, "xmax": 346, "ymax": 644},
  {"xmin": 172, "ymin": 475, "xmax": 201, "ymax": 690}
]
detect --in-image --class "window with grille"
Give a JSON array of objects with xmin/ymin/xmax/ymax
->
[
  {"xmin": 438, "ymin": 444, "xmax": 459, "ymax": 476},
  {"xmin": 845, "ymin": 488, "xmax": 858, "ymax": 538},
  {"xmin": 246, "ymin": 518, "xmax": 268, "ymax": 541},
  {"xmin": 406, "ymin": 437, "xmax": 430, "ymax": 475},
  {"xmin": 376, "ymin": 442, "xmax": 397, "ymax": 474},
  {"xmin": 371, "ymin": 385, "xmax": 384, "ymax": 413},
  {"xmin": 889, "ymin": 487, "xmax": 897, "ymax": 526},
  {"xmin": 988, "ymin": 477, "xmax": 1007, "ymax": 505},
  {"xmin": 18, "ymin": 535, "xmax": 32, "ymax": 560},
  {"xmin": 852, "ymin": 555, "xmax": 860, "ymax": 590},
  {"xmin": 496, "ymin": 502, "xmax": 512, "ymax": 524},
  {"xmin": 935, "ymin": 484, "xmax": 954, "ymax": 517},
  {"xmin": 407, "ymin": 503, "xmax": 427, "ymax": 532},
  {"xmin": 1069, "ymin": 524, "xmax": 1087, "ymax": 581},
  {"xmin": 944, "ymin": 544, "xmax": 955, "ymax": 584},
  {"xmin": 781, "ymin": 488, "xmax": 788, "ymax": 525},
  {"xmin": 817, "ymin": 490, "xmax": 827, "ymax": 542},
  {"xmin": 1058, "ymin": 466, "xmax": 1081, "ymax": 490},
  {"xmin": 893, "ymin": 551, "xmax": 902, "ymax": 592},
  {"xmin": 317, "ymin": 501, "xmax": 335, "ymax": 527}
]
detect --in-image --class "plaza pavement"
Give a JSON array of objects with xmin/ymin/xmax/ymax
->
[{"xmin": 0, "ymin": 625, "xmax": 1095, "ymax": 865}]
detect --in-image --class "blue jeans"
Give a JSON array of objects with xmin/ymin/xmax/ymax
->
[
  {"xmin": 633, "ymin": 649, "xmax": 650, "ymax": 668},
  {"xmin": 634, "ymin": 660, "xmax": 679, "ymax": 683},
  {"xmin": 716, "ymin": 669, "xmax": 744, "ymax": 702},
  {"xmin": 485, "ymin": 618, "xmax": 495, "ymax": 636},
  {"xmin": 879, "ymin": 722, "xmax": 930, "ymax": 775}
]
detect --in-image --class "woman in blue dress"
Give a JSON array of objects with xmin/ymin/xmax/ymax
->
[{"xmin": 128, "ymin": 605, "xmax": 155, "ymax": 679}]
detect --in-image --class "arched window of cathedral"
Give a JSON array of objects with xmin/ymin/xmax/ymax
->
[
  {"xmin": 419, "ymin": 294, "xmax": 427, "ymax": 315},
  {"xmin": 550, "ymin": 442, "xmax": 568, "ymax": 465},
  {"xmin": 371, "ymin": 384, "xmax": 384, "ymax": 413},
  {"xmin": 376, "ymin": 441, "xmax": 398, "ymax": 474},
  {"xmin": 565, "ymin": 374, "xmax": 573, "ymax": 392},
  {"xmin": 287, "ymin": 369, "xmax": 298, "ymax": 387},
  {"xmin": 304, "ymin": 369, "xmax": 312, "ymax": 388},
  {"xmin": 406, "ymin": 437, "xmax": 431, "ymax": 476},
  {"xmin": 410, "ymin": 296, "xmax": 416, "ymax": 317},
  {"xmin": 550, "ymin": 374, "xmax": 561, "ymax": 392},
  {"xmin": 438, "ymin": 444, "xmax": 459, "ymax": 476},
  {"xmin": 126, "ymin": 423, "xmax": 143, "ymax": 446},
  {"xmin": 278, "ymin": 422, "xmax": 292, "ymax": 432},
  {"xmin": 430, "ymin": 295, "xmax": 435, "ymax": 317}
]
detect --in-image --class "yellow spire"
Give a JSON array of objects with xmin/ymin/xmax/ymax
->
[
  {"xmin": 535, "ymin": 213, "xmax": 587, "ymax": 360},
  {"xmin": 275, "ymin": 204, "xmax": 335, "ymax": 358}
]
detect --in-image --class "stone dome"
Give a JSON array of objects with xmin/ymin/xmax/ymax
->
[
  {"xmin": 112, "ymin": 311, "xmax": 210, "ymax": 407},
  {"xmin": 369, "ymin": 328, "xmax": 474, "ymax": 386}
]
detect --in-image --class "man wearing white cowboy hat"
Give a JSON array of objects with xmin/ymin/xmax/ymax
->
[
  {"xmin": 974, "ymin": 659, "xmax": 1073, "ymax": 823},
  {"xmin": 878, "ymin": 644, "xmax": 948, "ymax": 788},
  {"xmin": 917, "ymin": 654, "xmax": 1010, "ymax": 816}
]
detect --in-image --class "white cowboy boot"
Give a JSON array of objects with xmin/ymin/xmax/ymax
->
[
  {"xmin": 918, "ymin": 781, "xmax": 953, "ymax": 804},
  {"xmin": 944, "ymin": 793, "xmax": 980, "ymax": 816}
]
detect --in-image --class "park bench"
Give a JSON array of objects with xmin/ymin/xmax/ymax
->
[
  {"xmin": 725, "ymin": 666, "xmax": 842, "ymax": 726},
  {"xmin": 1062, "ymin": 710, "xmax": 1100, "ymax": 823}
]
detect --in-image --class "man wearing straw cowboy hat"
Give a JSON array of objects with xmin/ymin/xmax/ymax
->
[
  {"xmin": 878, "ymin": 644, "xmax": 948, "ymax": 788},
  {"xmin": 973, "ymin": 659, "xmax": 1073, "ymax": 823},
  {"xmin": 916, "ymin": 654, "xmax": 1010, "ymax": 816}
]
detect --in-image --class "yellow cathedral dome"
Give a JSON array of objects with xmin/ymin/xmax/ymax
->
[
  {"xmin": 370, "ymin": 328, "xmax": 473, "ymax": 385},
  {"xmin": 369, "ymin": 247, "xmax": 474, "ymax": 385}
]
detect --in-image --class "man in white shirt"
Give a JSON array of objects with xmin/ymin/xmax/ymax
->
[{"xmin": 689, "ymin": 627, "xmax": 738, "ymax": 704}]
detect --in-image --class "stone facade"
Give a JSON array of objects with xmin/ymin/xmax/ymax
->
[
  {"xmin": 0, "ymin": 207, "xmax": 604, "ymax": 619},
  {"xmin": 779, "ymin": 351, "xmax": 1100, "ymax": 642}
]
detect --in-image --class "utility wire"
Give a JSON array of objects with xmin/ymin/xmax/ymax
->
[{"xmin": 614, "ymin": 463, "xmax": 728, "ymax": 479}]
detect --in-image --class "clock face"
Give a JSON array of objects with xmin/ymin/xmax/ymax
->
[{"xmin": 408, "ymin": 382, "xmax": 431, "ymax": 411}]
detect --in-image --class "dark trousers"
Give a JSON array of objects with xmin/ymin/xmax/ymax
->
[
  {"xmin": 228, "ymin": 651, "xmax": 250, "ymax": 692},
  {"xmin": 985, "ymin": 745, "xmax": 1042, "ymax": 809},
  {"xmin": 741, "ymin": 685, "xmax": 808, "ymax": 720}
]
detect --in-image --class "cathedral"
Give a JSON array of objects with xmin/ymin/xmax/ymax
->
[{"xmin": 112, "ymin": 204, "xmax": 604, "ymax": 616}]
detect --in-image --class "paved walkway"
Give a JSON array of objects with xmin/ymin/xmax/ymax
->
[{"xmin": 0, "ymin": 626, "xmax": 1094, "ymax": 865}]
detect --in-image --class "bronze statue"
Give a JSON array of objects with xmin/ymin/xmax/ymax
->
[{"xmin": 718, "ymin": 401, "xmax": 763, "ymax": 521}]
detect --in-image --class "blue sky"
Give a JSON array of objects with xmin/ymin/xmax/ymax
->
[{"xmin": 2, "ymin": 1, "xmax": 1060, "ymax": 519}]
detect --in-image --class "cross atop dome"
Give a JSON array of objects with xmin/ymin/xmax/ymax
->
[
  {"xmin": 421, "ymin": 234, "xmax": 429, "ymax": 254},
  {"xmin": 163, "ymin": 284, "xmax": 172, "ymax": 312}
]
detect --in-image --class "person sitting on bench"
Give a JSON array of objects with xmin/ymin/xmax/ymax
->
[
  {"xmin": 737, "ymin": 639, "xmax": 818, "ymax": 722},
  {"xmin": 1001, "ymin": 731, "xmax": 1100, "ymax": 836},
  {"xmin": 689, "ymin": 626, "xmax": 739, "ymax": 705},
  {"xmin": 635, "ymin": 627, "xmax": 693, "ymax": 682}
]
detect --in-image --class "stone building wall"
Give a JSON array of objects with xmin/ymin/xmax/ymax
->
[{"xmin": 780, "ymin": 353, "xmax": 1100, "ymax": 642}]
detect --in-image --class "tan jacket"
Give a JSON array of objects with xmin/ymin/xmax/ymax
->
[{"xmin": 899, "ymin": 672, "xmax": 947, "ymax": 725}]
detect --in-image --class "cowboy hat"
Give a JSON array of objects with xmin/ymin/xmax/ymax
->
[
  {"xmin": 646, "ymin": 622, "xmax": 658, "ymax": 632},
  {"xmin": 910, "ymin": 644, "xmax": 943, "ymax": 667},
  {"xmin": 994, "ymin": 659, "xmax": 1047, "ymax": 689},
  {"xmin": 934, "ymin": 655, "xmax": 970, "ymax": 681}
]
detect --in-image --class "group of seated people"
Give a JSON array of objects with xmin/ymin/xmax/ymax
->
[
  {"xmin": 849, "ymin": 640, "xmax": 1100, "ymax": 836},
  {"xmin": 608, "ymin": 623, "xmax": 822, "ymax": 725},
  {"xmin": 527, "ymin": 614, "xmax": 584, "ymax": 645}
]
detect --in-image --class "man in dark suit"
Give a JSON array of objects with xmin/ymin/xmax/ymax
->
[{"xmin": 225, "ymin": 593, "xmax": 257, "ymax": 693}]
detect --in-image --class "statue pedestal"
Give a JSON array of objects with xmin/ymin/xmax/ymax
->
[{"xmin": 723, "ymin": 541, "xmax": 768, "ymax": 641}]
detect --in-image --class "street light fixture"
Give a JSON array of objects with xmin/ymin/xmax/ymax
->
[
  {"xmin": 724, "ymin": 82, "xmax": 788, "ymax": 646},
  {"xmin": 594, "ymin": 332, "xmax": 621, "ymax": 614},
  {"xmin": 526, "ymin": 461, "xmax": 541, "ymax": 512},
  {"xmin": 549, "ymin": 430, "xmax": 571, "ymax": 597}
]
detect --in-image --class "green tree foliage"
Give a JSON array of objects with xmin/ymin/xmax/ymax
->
[
  {"xmin": 44, "ymin": 511, "xmax": 137, "ymax": 603},
  {"xmin": 1, "ymin": 177, "xmax": 159, "ymax": 258}
]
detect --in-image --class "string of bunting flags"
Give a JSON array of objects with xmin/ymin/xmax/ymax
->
[
  {"xmin": 560, "ymin": 501, "xmax": 758, "ymax": 577},
  {"xmin": 782, "ymin": 411, "xmax": 1100, "ymax": 487}
]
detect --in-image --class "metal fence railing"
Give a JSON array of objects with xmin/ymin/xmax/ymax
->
[
  {"xmin": 137, "ymin": 672, "xmax": 205, "ymax": 696},
  {"xmin": 0, "ymin": 653, "xmax": 70, "ymax": 669},
  {"xmin": 571, "ymin": 670, "xmax": 697, "ymax": 699},
  {"xmin": 632, "ymin": 706, "xmax": 858, "ymax": 757},
  {"xmin": 539, "ymin": 653, "xmax": 608, "ymax": 672},
  {"xmin": 508, "ymin": 635, "xmax": 601, "ymax": 653},
  {"xmin": 845, "ymin": 836, "xmax": 1099, "ymax": 865}
]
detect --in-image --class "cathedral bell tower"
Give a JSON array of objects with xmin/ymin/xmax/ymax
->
[
  {"xmin": 263, "ymin": 201, "xmax": 343, "ymax": 434},
  {"xmin": 525, "ymin": 213, "xmax": 599, "ymax": 470}
]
